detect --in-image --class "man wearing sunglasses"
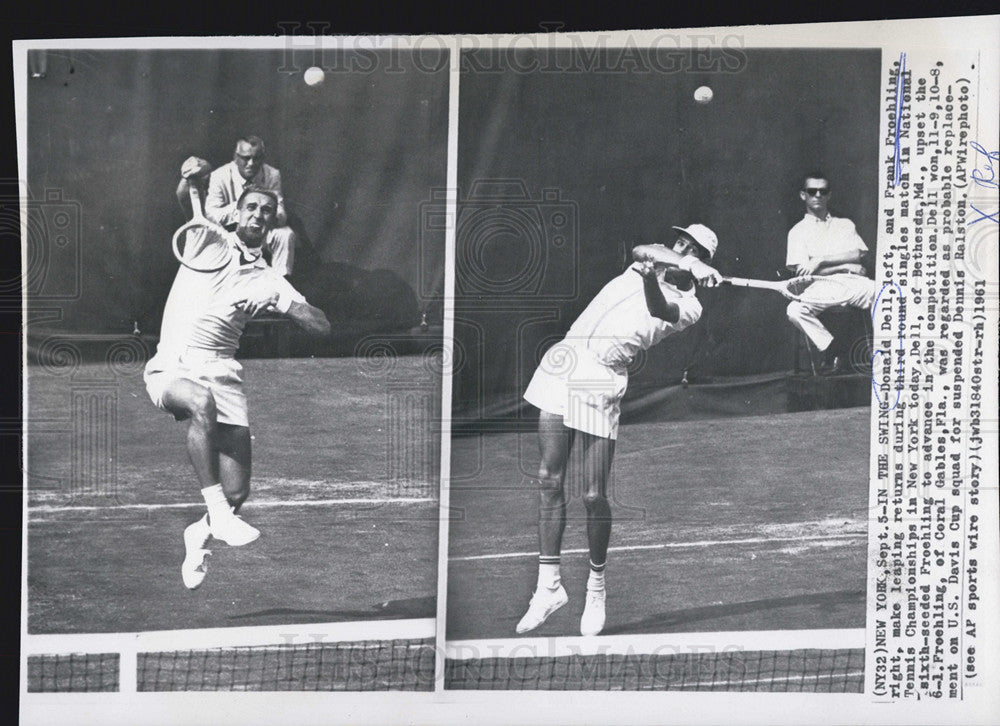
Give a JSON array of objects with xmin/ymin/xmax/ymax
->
[{"xmin": 785, "ymin": 171, "xmax": 876, "ymax": 374}]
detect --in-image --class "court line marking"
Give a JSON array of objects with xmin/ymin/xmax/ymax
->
[
  {"xmin": 451, "ymin": 532, "xmax": 866, "ymax": 562},
  {"xmin": 28, "ymin": 497, "xmax": 436, "ymax": 515}
]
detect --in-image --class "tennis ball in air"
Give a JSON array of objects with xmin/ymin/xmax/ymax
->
[
  {"xmin": 304, "ymin": 66, "xmax": 325, "ymax": 87},
  {"xmin": 694, "ymin": 86, "xmax": 713, "ymax": 104}
]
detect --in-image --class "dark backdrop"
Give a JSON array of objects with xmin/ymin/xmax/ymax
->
[
  {"xmin": 452, "ymin": 48, "xmax": 881, "ymax": 422},
  {"xmin": 26, "ymin": 49, "xmax": 449, "ymax": 338}
]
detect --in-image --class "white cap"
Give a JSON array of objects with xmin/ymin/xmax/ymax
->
[{"xmin": 671, "ymin": 223, "xmax": 718, "ymax": 260}]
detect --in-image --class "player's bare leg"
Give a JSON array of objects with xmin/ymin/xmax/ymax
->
[
  {"xmin": 216, "ymin": 424, "xmax": 252, "ymax": 512},
  {"xmin": 161, "ymin": 381, "xmax": 257, "ymax": 589},
  {"xmin": 208, "ymin": 423, "xmax": 259, "ymax": 546},
  {"xmin": 162, "ymin": 379, "xmax": 220, "ymax": 488},
  {"xmin": 537, "ymin": 411, "xmax": 573, "ymax": 559},
  {"xmin": 162, "ymin": 380, "xmax": 219, "ymax": 588},
  {"xmin": 579, "ymin": 432, "xmax": 615, "ymax": 636},
  {"xmin": 517, "ymin": 411, "xmax": 573, "ymax": 634}
]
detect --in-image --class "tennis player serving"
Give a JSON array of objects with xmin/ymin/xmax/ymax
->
[
  {"xmin": 518, "ymin": 224, "xmax": 722, "ymax": 636},
  {"xmin": 145, "ymin": 157, "xmax": 330, "ymax": 589}
]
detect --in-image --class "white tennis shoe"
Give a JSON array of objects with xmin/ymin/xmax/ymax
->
[
  {"xmin": 516, "ymin": 585, "xmax": 568, "ymax": 634},
  {"xmin": 580, "ymin": 588, "xmax": 606, "ymax": 636},
  {"xmin": 209, "ymin": 510, "xmax": 260, "ymax": 546},
  {"xmin": 182, "ymin": 515, "xmax": 212, "ymax": 589}
]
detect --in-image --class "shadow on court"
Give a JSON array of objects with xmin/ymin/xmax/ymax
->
[
  {"xmin": 226, "ymin": 596, "xmax": 437, "ymax": 624},
  {"xmin": 447, "ymin": 407, "xmax": 870, "ymax": 640},
  {"xmin": 27, "ymin": 357, "xmax": 440, "ymax": 634},
  {"xmin": 602, "ymin": 589, "xmax": 865, "ymax": 635}
]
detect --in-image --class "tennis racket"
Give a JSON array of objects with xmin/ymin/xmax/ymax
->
[
  {"xmin": 720, "ymin": 275, "xmax": 868, "ymax": 305},
  {"xmin": 172, "ymin": 184, "xmax": 231, "ymax": 272},
  {"xmin": 721, "ymin": 276, "xmax": 814, "ymax": 299}
]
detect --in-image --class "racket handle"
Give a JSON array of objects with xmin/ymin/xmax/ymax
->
[{"xmin": 188, "ymin": 183, "xmax": 205, "ymax": 220}]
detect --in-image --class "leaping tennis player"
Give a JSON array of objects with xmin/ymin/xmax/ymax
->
[
  {"xmin": 144, "ymin": 157, "xmax": 331, "ymax": 589},
  {"xmin": 518, "ymin": 224, "xmax": 722, "ymax": 636}
]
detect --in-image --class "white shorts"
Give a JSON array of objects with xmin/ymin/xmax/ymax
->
[
  {"xmin": 144, "ymin": 349, "xmax": 249, "ymax": 427},
  {"xmin": 523, "ymin": 341, "xmax": 628, "ymax": 440}
]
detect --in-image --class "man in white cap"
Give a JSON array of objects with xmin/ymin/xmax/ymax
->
[{"xmin": 517, "ymin": 224, "xmax": 722, "ymax": 637}]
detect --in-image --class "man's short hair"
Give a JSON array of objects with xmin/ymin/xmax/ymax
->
[
  {"xmin": 236, "ymin": 135, "xmax": 266, "ymax": 154},
  {"xmin": 802, "ymin": 170, "xmax": 829, "ymax": 189},
  {"xmin": 237, "ymin": 185, "xmax": 278, "ymax": 209}
]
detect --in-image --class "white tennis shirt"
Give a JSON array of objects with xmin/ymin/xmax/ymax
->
[
  {"xmin": 564, "ymin": 262, "xmax": 702, "ymax": 369},
  {"xmin": 155, "ymin": 228, "xmax": 305, "ymax": 357}
]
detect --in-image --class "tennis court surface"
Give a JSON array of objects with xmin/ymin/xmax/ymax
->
[
  {"xmin": 25, "ymin": 355, "xmax": 439, "ymax": 691},
  {"xmin": 445, "ymin": 406, "xmax": 869, "ymax": 690}
]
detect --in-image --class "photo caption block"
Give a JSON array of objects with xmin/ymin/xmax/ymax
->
[{"xmin": 868, "ymin": 47, "xmax": 998, "ymax": 701}]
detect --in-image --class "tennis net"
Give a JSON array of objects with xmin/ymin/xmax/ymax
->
[
  {"xmin": 26, "ymin": 618, "xmax": 435, "ymax": 692},
  {"xmin": 445, "ymin": 629, "xmax": 864, "ymax": 691}
]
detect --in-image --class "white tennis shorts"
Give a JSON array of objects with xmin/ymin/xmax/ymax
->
[
  {"xmin": 523, "ymin": 341, "xmax": 628, "ymax": 440},
  {"xmin": 144, "ymin": 349, "xmax": 249, "ymax": 427}
]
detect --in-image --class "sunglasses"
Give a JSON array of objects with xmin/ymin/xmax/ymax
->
[{"xmin": 803, "ymin": 187, "xmax": 831, "ymax": 196}]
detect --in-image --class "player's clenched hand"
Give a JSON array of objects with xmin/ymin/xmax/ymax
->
[
  {"xmin": 233, "ymin": 290, "xmax": 279, "ymax": 317},
  {"xmin": 636, "ymin": 260, "xmax": 657, "ymax": 278},
  {"xmin": 684, "ymin": 258, "xmax": 723, "ymax": 287},
  {"xmin": 181, "ymin": 156, "xmax": 212, "ymax": 180}
]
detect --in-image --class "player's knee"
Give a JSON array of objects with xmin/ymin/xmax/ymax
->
[
  {"xmin": 535, "ymin": 465, "xmax": 564, "ymax": 488},
  {"xmin": 582, "ymin": 491, "xmax": 608, "ymax": 511},
  {"xmin": 786, "ymin": 301, "xmax": 805, "ymax": 321},
  {"xmin": 189, "ymin": 389, "xmax": 217, "ymax": 425},
  {"xmin": 533, "ymin": 473, "xmax": 563, "ymax": 499}
]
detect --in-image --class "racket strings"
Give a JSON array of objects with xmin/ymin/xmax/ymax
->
[{"xmin": 173, "ymin": 223, "xmax": 232, "ymax": 273}]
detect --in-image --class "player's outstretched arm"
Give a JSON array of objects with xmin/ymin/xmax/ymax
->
[
  {"xmin": 176, "ymin": 157, "xmax": 212, "ymax": 217},
  {"xmin": 636, "ymin": 262, "xmax": 680, "ymax": 323},
  {"xmin": 285, "ymin": 301, "xmax": 331, "ymax": 337},
  {"xmin": 632, "ymin": 243, "xmax": 685, "ymax": 267},
  {"xmin": 632, "ymin": 244, "xmax": 722, "ymax": 287}
]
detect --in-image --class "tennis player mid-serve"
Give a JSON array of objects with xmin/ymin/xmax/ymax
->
[
  {"xmin": 518, "ymin": 224, "xmax": 722, "ymax": 636},
  {"xmin": 145, "ymin": 157, "xmax": 330, "ymax": 589}
]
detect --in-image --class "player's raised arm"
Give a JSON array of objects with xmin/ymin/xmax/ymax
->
[
  {"xmin": 176, "ymin": 156, "xmax": 212, "ymax": 217},
  {"xmin": 632, "ymin": 244, "xmax": 722, "ymax": 287},
  {"xmin": 635, "ymin": 261, "xmax": 681, "ymax": 323}
]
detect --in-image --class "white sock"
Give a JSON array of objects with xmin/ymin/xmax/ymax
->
[
  {"xmin": 537, "ymin": 562, "xmax": 561, "ymax": 590},
  {"xmin": 201, "ymin": 484, "xmax": 232, "ymax": 523},
  {"xmin": 588, "ymin": 564, "xmax": 606, "ymax": 592}
]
